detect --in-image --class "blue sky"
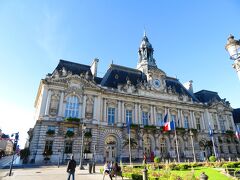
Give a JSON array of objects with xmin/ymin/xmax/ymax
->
[{"xmin": 0, "ymin": 0, "xmax": 240, "ymax": 148}]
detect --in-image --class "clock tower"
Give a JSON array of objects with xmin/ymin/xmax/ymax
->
[{"xmin": 137, "ymin": 32, "xmax": 166, "ymax": 91}]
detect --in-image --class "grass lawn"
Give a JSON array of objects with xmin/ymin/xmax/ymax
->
[{"xmin": 171, "ymin": 167, "xmax": 232, "ymax": 180}]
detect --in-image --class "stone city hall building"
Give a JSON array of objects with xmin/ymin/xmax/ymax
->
[{"xmin": 28, "ymin": 34, "xmax": 239, "ymax": 164}]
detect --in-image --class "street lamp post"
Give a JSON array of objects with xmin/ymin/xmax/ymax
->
[
  {"xmin": 79, "ymin": 123, "xmax": 86, "ymax": 170},
  {"xmin": 189, "ymin": 130, "xmax": 196, "ymax": 162},
  {"xmin": 225, "ymin": 34, "xmax": 240, "ymax": 80}
]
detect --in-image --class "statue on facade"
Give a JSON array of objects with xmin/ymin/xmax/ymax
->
[{"xmin": 49, "ymin": 92, "xmax": 60, "ymax": 115}]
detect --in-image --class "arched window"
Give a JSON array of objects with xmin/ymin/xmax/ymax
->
[{"xmin": 64, "ymin": 96, "xmax": 80, "ymax": 118}]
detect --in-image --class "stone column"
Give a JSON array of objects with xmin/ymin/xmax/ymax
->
[
  {"xmin": 177, "ymin": 109, "xmax": 181, "ymax": 127},
  {"xmin": 189, "ymin": 111, "xmax": 193, "ymax": 129},
  {"xmin": 134, "ymin": 103, "xmax": 138, "ymax": 124},
  {"xmin": 121, "ymin": 101, "xmax": 125, "ymax": 124},
  {"xmin": 103, "ymin": 98, "xmax": 107, "ymax": 123},
  {"xmin": 225, "ymin": 115, "xmax": 229, "ymax": 130},
  {"xmin": 93, "ymin": 96, "xmax": 98, "ymax": 120},
  {"xmin": 98, "ymin": 96, "xmax": 102, "ymax": 123},
  {"xmin": 150, "ymin": 105, "xmax": 154, "ymax": 125},
  {"xmin": 44, "ymin": 90, "xmax": 52, "ymax": 116},
  {"xmin": 138, "ymin": 104, "xmax": 141, "ymax": 125},
  {"xmin": 216, "ymin": 114, "xmax": 220, "ymax": 131},
  {"xmin": 82, "ymin": 95, "xmax": 87, "ymax": 118},
  {"xmin": 118, "ymin": 101, "xmax": 121, "ymax": 123},
  {"xmin": 153, "ymin": 106, "xmax": 156, "ymax": 125},
  {"xmin": 201, "ymin": 113, "xmax": 206, "ymax": 130},
  {"xmin": 39, "ymin": 86, "xmax": 48, "ymax": 117},
  {"xmin": 58, "ymin": 91, "xmax": 64, "ymax": 117},
  {"xmin": 180, "ymin": 110, "xmax": 184, "ymax": 128},
  {"xmin": 230, "ymin": 115, "xmax": 236, "ymax": 131},
  {"xmin": 192, "ymin": 112, "xmax": 196, "ymax": 129}
]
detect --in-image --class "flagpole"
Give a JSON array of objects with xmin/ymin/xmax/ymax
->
[
  {"xmin": 174, "ymin": 121, "xmax": 180, "ymax": 163},
  {"xmin": 209, "ymin": 122, "xmax": 217, "ymax": 158},
  {"xmin": 211, "ymin": 135, "xmax": 217, "ymax": 158},
  {"xmin": 129, "ymin": 128, "xmax": 132, "ymax": 165}
]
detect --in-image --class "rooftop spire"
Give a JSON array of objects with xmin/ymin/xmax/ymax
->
[{"xmin": 144, "ymin": 29, "xmax": 146, "ymax": 37}]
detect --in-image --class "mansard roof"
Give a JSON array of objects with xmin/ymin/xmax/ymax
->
[
  {"xmin": 194, "ymin": 90, "xmax": 221, "ymax": 103},
  {"xmin": 233, "ymin": 108, "xmax": 240, "ymax": 124},
  {"xmin": 100, "ymin": 64, "xmax": 147, "ymax": 88},
  {"xmin": 55, "ymin": 59, "xmax": 92, "ymax": 76},
  {"xmin": 165, "ymin": 78, "xmax": 199, "ymax": 102}
]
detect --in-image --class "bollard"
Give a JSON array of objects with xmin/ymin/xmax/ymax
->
[
  {"xmin": 92, "ymin": 162, "xmax": 95, "ymax": 173},
  {"xmin": 199, "ymin": 172, "xmax": 208, "ymax": 180},
  {"xmin": 142, "ymin": 166, "xmax": 148, "ymax": 180}
]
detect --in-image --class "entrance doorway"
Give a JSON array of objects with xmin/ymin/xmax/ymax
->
[{"xmin": 104, "ymin": 136, "xmax": 117, "ymax": 162}]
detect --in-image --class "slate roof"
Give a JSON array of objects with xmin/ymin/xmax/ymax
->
[
  {"xmin": 165, "ymin": 78, "xmax": 199, "ymax": 102},
  {"xmin": 233, "ymin": 108, "xmax": 240, "ymax": 124},
  {"xmin": 54, "ymin": 59, "xmax": 92, "ymax": 76},
  {"xmin": 100, "ymin": 64, "xmax": 147, "ymax": 88},
  {"xmin": 52, "ymin": 60, "xmax": 228, "ymax": 104},
  {"xmin": 194, "ymin": 90, "xmax": 221, "ymax": 103}
]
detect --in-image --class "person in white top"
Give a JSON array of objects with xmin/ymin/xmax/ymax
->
[{"xmin": 103, "ymin": 161, "xmax": 112, "ymax": 180}]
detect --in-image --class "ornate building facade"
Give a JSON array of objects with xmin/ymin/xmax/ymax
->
[{"xmin": 28, "ymin": 34, "xmax": 239, "ymax": 164}]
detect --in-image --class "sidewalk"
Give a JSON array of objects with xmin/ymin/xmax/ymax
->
[{"xmin": 0, "ymin": 165, "xmax": 129, "ymax": 180}]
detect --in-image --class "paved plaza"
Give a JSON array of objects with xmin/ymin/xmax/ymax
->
[{"xmin": 0, "ymin": 165, "xmax": 130, "ymax": 180}]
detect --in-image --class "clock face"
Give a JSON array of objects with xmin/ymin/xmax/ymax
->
[{"xmin": 153, "ymin": 79, "xmax": 161, "ymax": 88}]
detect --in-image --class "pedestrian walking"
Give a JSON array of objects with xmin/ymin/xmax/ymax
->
[{"xmin": 67, "ymin": 155, "xmax": 76, "ymax": 180}]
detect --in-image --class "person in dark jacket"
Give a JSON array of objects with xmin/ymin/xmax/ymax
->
[{"xmin": 67, "ymin": 155, "xmax": 76, "ymax": 180}]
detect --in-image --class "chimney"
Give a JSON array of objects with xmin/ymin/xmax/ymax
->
[
  {"xmin": 90, "ymin": 58, "xmax": 99, "ymax": 77},
  {"xmin": 183, "ymin": 80, "xmax": 193, "ymax": 94}
]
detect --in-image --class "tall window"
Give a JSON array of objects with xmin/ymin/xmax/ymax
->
[
  {"xmin": 142, "ymin": 112, "xmax": 149, "ymax": 126},
  {"xmin": 44, "ymin": 140, "xmax": 53, "ymax": 154},
  {"xmin": 219, "ymin": 120, "xmax": 225, "ymax": 132},
  {"xmin": 47, "ymin": 126, "xmax": 55, "ymax": 131},
  {"xmin": 196, "ymin": 118, "xmax": 201, "ymax": 130},
  {"xmin": 184, "ymin": 116, "xmax": 189, "ymax": 129},
  {"xmin": 156, "ymin": 113, "xmax": 163, "ymax": 126},
  {"xmin": 171, "ymin": 115, "xmax": 177, "ymax": 126},
  {"xmin": 126, "ymin": 110, "xmax": 132, "ymax": 124},
  {"xmin": 108, "ymin": 107, "xmax": 115, "ymax": 125},
  {"xmin": 67, "ymin": 127, "xmax": 74, "ymax": 132},
  {"xmin": 64, "ymin": 141, "xmax": 73, "ymax": 153},
  {"xmin": 212, "ymin": 114, "xmax": 218, "ymax": 130},
  {"xmin": 64, "ymin": 96, "xmax": 80, "ymax": 118},
  {"xmin": 159, "ymin": 138, "xmax": 167, "ymax": 154}
]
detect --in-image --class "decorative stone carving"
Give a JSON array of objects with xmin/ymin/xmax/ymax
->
[
  {"xmin": 85, "ymin": 95, "xmax": 94, "ymax": 119},
  {"xmin": 49, "ymin": 91, "xmax": 60, "ymax": 116}
]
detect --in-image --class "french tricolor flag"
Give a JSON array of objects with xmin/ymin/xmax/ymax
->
[
  {"xmin": 236, "ymin": 127, "xmax": 240, "ymax": 139},
  {"xmin": 163, "ymin": 120, "xmax": 175, "ymax": 131}
]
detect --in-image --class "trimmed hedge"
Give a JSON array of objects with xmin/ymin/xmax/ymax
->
[{"xmin": 209, "ymin": 155, "xmax": 216, "ymax": 162}]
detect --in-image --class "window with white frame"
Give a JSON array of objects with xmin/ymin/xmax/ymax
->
[
  {"xmin": 64, "ymin": 96, "xmax": 80, "ymax": 118},
  {"xmin": 212, "ymin": 114, "xmax": 218, "ymax": 130},
  {"xmin": 142, "ymin": 111, "xmax": 149, "ymax": 126},
  {"xmin": 126, "ymin": 109, "xmax": 132, "ymax": 124},
  {"xmin": 47, "ymin": 126, "xmax": 55, "ymax": 131},
  {"xmin": 159, "ymin": 138, "xmax": 167, "ymax": 154},
  {"xmin": 184, "ymin": 116, "xmax": 189, "ymax": 129},
  {"xmin": 219, "ymin": 119, "xmax": 225, "ymax": 132},
  {"xmin": 196, "ymin": 118, "xmax": 201, "ymax": 130},
  {"xmin": 156, "ymin": 113, "xmax": 163, "ymax": 126},
  {"xmin": 108, "ymin": 107, "xmax": 115, "ymax": 125},
  {"xmin": 67, "ymin": 127, "xmax": 74, "ymax": 132},
  {"xmin": 171, "ymin": 114, "xmax": 177, "ymax": 126},
  {"xmin": 44, "ymin": 140, "xmax": 53, "ymax": 154}
]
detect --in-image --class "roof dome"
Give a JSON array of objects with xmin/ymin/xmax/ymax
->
[{"xmin": 140, "ymin": 34, "xmax": 152, "ymax": 49}]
